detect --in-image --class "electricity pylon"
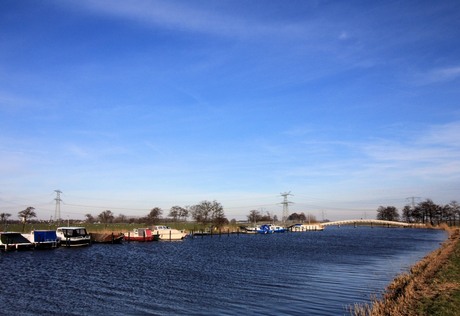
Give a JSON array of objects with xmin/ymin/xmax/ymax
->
[
  {"xmin": 406, "ymin": 196, "xmax": 421, "ymax": 208},
  {"xmin": 280, "ymin": 191, "xmax": 293, "ymax": 223},
  {"xmin": 54, "ymin": 190, "xmax": 62, "ymax": 224}
]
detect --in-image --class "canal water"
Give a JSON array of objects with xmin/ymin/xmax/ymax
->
[{"xmin": 0, "ymin": 226, "xmax": 446, "ymax": 315}]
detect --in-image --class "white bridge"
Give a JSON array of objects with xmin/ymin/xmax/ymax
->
[{"xmin": 321, "ymin": 219, "xmax": 417, "ymax": 228}]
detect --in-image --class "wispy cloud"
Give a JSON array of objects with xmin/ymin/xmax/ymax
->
[
  {"xmin": 361, "ymin": 121, "xmax": 460, "ymax": 179},
  {"xmin": 67, "ymin": 0, "xmax": 306, "ymax": 40},
  {"xmin": 412, "ymin": 66, "xmax": 460, "ymax": 85},
  {"xmin": 422, "ymin": 121, "xmax": 460, "ymax": 146},
  {"xmin": 0, "ymin": 91, "xmax": 35, "ymax": 111}
]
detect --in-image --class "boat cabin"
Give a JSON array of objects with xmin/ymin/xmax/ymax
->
[
  {"xmin": 56, "ymin": 227, "xmax": 91, "ymax": 247},
  {"xmin": 0, "ymin": 232, "xmax": 34, "ymax": 251}
]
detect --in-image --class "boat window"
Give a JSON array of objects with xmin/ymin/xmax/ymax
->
[
  {"xmin": 62, "ymin": 230, "xmax": 73, "ymax": 237},
  {"xmin": 76, "ymin": 229, "xmax": 87, "ymax": 236}
]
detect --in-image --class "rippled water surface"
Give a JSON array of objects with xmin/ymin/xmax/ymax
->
[{"xmin": 0, "ymin": 227, "xmax": 446, "ymax": 315}]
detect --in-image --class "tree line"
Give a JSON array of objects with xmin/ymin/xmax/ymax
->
[
  {"xmin": 1, "ymin": 206, "xmax": 37, "ymax": 232},
  {"xmin": 0, "ymin": 200, "xmax": 230, "ymax": 231},
  {"xmin": 6, "ymin": 198, "xmax": 457, "ymax": 232},
  {"xmin": 246, "ymin": 209, "xmax": 319, "ymax": 223},
  {"xmin": 377, "ymin": 199, "xmax": 460, "ymax": 225},
  {"xmin": 87, "ymin": 200, "xmax": 229, "ymax": 228}
]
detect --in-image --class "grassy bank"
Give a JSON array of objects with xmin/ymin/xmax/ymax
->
[{"xmin": 352, "ymin": 228, "xmax": 460, "ymax": 316}]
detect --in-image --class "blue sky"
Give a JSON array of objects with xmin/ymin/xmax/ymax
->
[{"xmin": 1, "ymin": 0, "xmax": 460, "ymax": 221}]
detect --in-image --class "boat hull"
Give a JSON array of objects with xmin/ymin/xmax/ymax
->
[
  {"xmin": 91, "ymin": 233, "xmax": 124, "ymax": 244},
  {"xmin": 124, "ymin": 228, "xmax": 159, "ymax": 242},
  {"xmin": 124, "ymin": 235, "xmax": 159, "ymax": 242},
  {"xmin": 60, "ymin": 237, "xmax": 92, "ymax": 247},
  {"xmin": 151, "ymin": 226, "xmax": 187, "ymax": 240}
]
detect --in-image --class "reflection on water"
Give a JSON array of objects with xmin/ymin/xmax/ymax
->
[{"xmin": 0, "ymin": 227, "xmax": 446, "ymax": 315}]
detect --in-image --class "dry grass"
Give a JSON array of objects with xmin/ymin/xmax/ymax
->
[{"xmin": 351, "ymin": 228, "xmax": 460, "ymax": 316}]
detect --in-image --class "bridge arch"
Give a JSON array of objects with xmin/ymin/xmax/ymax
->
[{"xmin": 321, "ymin": 219, "xmax": 417, "ymax": 228}]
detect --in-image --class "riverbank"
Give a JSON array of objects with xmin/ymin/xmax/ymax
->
[{"xmin": 352, "ymin": 227, "xmax": 460, "ymax": 315}]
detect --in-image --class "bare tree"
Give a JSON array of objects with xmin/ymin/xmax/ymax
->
[
  {"xmin": 179, "ymin": 206, "xmax": 189, "ymax": 221},
  {"xmin": 191, "ymin": 200, "xmax": 227, "ymax": 227},
  {"xmin": 247, "ymin": 210, "xmax": 261, "ymax": 223},
  {"xmin": 18, "ymin": 207, "xmax": 37, "ymax": 232},
  {"xmin": 376, "ymin": 206, "xmax": 399, "ymax": 221},
  {"xmin": 85, "ymin": 213, "xmax": 95, "ymax": 224},
  {"xmin": 416, "ymin": 199, "xmax": 439, "ymax": 225},
  {"xmin": 1, "ymin": 212, "xmax": 11, "ymax": 230},
  {"xmin": 114, "ymin": 213, "xmax": 127, "ymax": 223},
  {"xmin": 169, "ymin": 206, "xmax": 186, "ymax": 222},
  {"xmin": 402, "ymin": 205, "xmax": 412, "ymax": 223},
  {"xmin": 191, "ymin": 201, "xmax": 213, "ymax": 225},
  {"xmin": 147, "ymin": 207, "xmax": 162, "ymax": 225},
  {"xmin": 449, "ymin": 201, "xmax": 460, "ymax": 226},
  {"xmin": 98, "ymin": 210, "xmax": 114, "ymax": 228},
  {"xmin": 288, "ymin": 212, "xmax": 307, "ymax": 222},
  {"xmin": 210, "ymin": 201, "xmax": 228, "ymax": 228}
]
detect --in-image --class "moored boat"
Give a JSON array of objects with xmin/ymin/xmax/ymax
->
[
  {"xmin": 23, "ymin": 230, "xmax": 59, "ymax": 249},
  {"xmin": 244, "ymin": 225, "xmax": 260, "ymax": 234},
  {"xmin": 56, "ymin": 227, "xmax": 92, "ymax": 247},
  {"xmin": 289, "ymin": 223, "xmax": 324, "ymax": 231},
  {"xmin": 151, "ymin": 225, "xmax": 187, "ymax": 241},
  {"xmin": 257, "ymin": 224, "xmax": 275, "ymax": 234},
  {"xmin": 124, "ymin": 228, "xmax": 158, "ymax": 242},
  {"xmin": 0, "ymin": 232, "xmax": 34, "ymax": 251},
  {"xmin": 243, "ymin": 224, "xmax": 286, "ymax": 234},
  {"xmin": 270, "ymin": 225, "xmax": 287, "ymax": 233},
  {"xmin": 91, "ymin": 232, "xmax": 124, "ymax": 244}
]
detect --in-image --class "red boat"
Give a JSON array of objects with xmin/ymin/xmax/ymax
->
[{"xmin": 124, "ymin": 228, "xmax": 159, "ymax": 242}]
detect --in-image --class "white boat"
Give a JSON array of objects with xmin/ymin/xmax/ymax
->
[
  {"xmin": 289, "ymin": 223, "xmax": 324, "ymax": 231},
  {"xmin": 151, "ymin": 226, "xmax": 187, "ymax": 241},
  {"xmin": 23, "ymin": 230, "xmax": 59, "ymax": 249},
  {"xmin": 124, "ymin": 228, "xmax": 158, "ymax": 242},
  {"xmin": 244, "ymin": 224, "xmax": 287, "ymax": 234},
  {"xmin": 270, "ymin": 225, "xmax": 287, "ymax": 233},
  {"xmin": 244, "ymin": 225, "xmax": 260, "ymax": 234},
  {"xmin": 56, "ymin": 227, "xmax": 91, "ymax": 247},
  {"xmin": 0, "ymin": 232, "xmax": 34, "ymax": 251}
]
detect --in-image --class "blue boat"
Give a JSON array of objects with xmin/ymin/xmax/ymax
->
[
  {"xmin": 24, "ymin": 230, "xmax": 59, "ymax": 249},
  {"xmin": 257, "ymin": 224, "xmax": 274, "ymax": 234},
  {"xmin": 256, "ymin": 224, "xmax": 287, "ymax": 234}
]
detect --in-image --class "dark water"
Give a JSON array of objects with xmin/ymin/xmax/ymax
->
[{"xmin": 0, "ymin": 227, "xmax": 446, "ymax": 315}]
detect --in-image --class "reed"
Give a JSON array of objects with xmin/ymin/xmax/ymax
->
[{"xmin": 351, "ymin": 228, "xmax": 460, "ymax": 316}]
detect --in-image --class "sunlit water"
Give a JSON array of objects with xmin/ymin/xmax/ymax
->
[{"xmin": 0, "ymin": 226, "xmax": 446, "ymax": 315}]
